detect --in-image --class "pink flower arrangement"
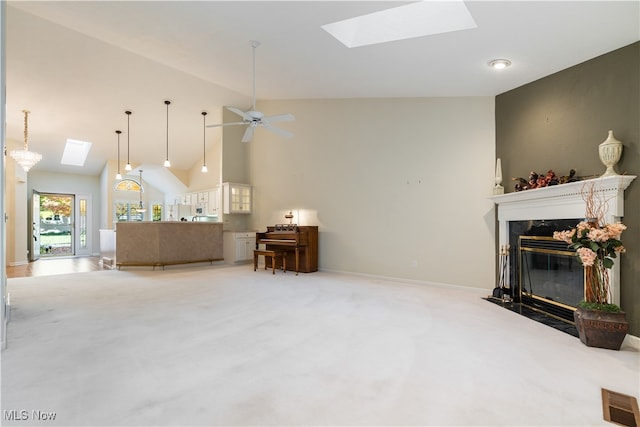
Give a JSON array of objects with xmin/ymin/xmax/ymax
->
[
  {"xmin": 553, "ymin": 219, "xmax": 626, "ymax": 307},
  {"xmin": 553, "ymin": 220, "xmax": 626, "ymax": 267}
]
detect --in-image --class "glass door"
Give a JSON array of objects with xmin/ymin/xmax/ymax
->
[{"xmin": 39, "ymin": 193, "xmax": 74, "ymax": 257}]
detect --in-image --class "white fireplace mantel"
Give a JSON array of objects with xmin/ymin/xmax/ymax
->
[
  {"xmin": 490, "ymin": 175, "xmax": 635, "ymax": 223},
  {"xmin": 490, "ymin": 174, "xmax": 636, "ymax": 306}
]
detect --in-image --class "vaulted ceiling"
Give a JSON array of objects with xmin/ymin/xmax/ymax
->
[{"xmin": 5, "ymin": 1, "xmax": 639, "ymax": 176}]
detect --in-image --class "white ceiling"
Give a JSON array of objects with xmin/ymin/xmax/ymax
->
[{"xmin": 5, "ymin": 1, "xmax": 639, "ymax": 177}]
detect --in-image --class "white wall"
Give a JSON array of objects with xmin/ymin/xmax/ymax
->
[
  {"xmin": 4, "ymin": 138, "xmax": 28, "ymax": 266},
  {"xmin": 248, "ymin": 97, "xmax": 496, "ymax": 289},
  {"xmin": 185, "ymin": 136, "xmax": 222, "ymax": 192}
]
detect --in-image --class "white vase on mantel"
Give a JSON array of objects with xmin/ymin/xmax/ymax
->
[{"xmin": 598, "ymin": 130, "xmax": 623, "ymax": 177}]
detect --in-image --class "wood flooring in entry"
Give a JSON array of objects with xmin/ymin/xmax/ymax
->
[{"xmin": 6, "ymin": 256, "xmax": 103, "ymax": 278}]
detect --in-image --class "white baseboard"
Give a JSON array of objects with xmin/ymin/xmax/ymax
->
[
  {"xmin": 622, "ymin": 334, "xmax": 640, "ymax": 351},
  {"xmin": 8, "ymin": 260, "xmax": 28, "ymax": 267}
]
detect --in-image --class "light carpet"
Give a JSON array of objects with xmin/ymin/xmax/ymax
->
[{"xmin": 2, "ymin": 264, "xmax": 639, "ymax": 426}]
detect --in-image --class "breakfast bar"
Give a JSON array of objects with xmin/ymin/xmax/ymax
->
[{"xmin": 115, "ymin": 222, "xmax": 223, "ymax": 268}]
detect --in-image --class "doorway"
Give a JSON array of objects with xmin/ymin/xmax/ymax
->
[
  {"xmin": 37, "ymin": 193, "xmax": 74, "ymax": 257},
  {"xmin": 30, "ymin": 192, "xmax": 92, "ymax": 261}
]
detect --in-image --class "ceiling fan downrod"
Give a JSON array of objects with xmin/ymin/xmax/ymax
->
[{"xmin": 249, "ymin": 40, "xmax": 260, "ymax": 112}]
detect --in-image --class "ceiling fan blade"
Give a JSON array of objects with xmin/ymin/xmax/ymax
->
[
  {"xmin": 206, "ymin": 121, "xmax": 246, "ymax": 128},
  {"xmin": 264, "ymin": 113, "xmax": 295, "ymax": 123},
  {"xmin": 226, "ymin": 106, "xmax": 252, "ymax": 121},
  {"xmin": 241, "ymin": 126, "xmax": 255, "ymax": 143},
  {"xmin": 262, "ymin": 123, "xmax": 293, "ymax": 139}
]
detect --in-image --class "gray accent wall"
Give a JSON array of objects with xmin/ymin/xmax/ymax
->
[{"xmin": 496, "ymin": 42, "xmax": 639, "ymax": 335}]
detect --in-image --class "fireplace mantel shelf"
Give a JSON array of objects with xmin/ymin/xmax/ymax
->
[
  {"xmin": 490, "ymin": 175, "xmax": 635, "ymax": 205},
  {"xmin": 490, "ymin": 175, "xmax": 636, "ymax": 221}
]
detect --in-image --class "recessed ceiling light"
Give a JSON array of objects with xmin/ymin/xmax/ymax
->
[
  {"xmin": 61, "ymin": 138, "xmax": 92, "ymax": 166},
  {"xmin": 322, "ymin": 0, "xmax": 477, "ymax": 48},
  {"xmin": 488, "ymin": 59, "xmax": 512, "ymax": 70}
]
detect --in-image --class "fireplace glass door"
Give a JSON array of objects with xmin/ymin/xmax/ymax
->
[{"xmin": 519, "ymin": 236, "xmax": 583, "ymax": 322}]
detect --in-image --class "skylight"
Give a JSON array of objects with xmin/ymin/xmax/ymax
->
[
  {"xmin": 321, "ymin": 0, "xmax": 477, "ymax": 48},
  {"xmin": 61, "ymin": 138, "xmax": 92, "ymax": 166}
]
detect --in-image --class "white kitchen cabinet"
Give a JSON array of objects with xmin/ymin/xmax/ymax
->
[
  {"xmin": 177, "ymin": 188, "xmax": 221, "ymax": 217},
  {"xmin": 223, "ymin": 231, "xmax": 255, "ymax": 264},
  {"xmin": 207, "ymin": 188, "xmax": 220, "ymax": 215},
  {"xmin": 222, "ymin": 183, "xmax": 252, "ymax": 214},
  {"xmin": 194, "ymin": 192, "xmax": 209, "ymax": 215},
  {"xmin": 197, "ymin": 192, "xmax": 208, "ymax": 204}
]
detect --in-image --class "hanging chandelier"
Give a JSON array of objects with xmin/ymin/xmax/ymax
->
[
  {"xmin": 10, "ymin": 110, "xmax": 43, "ymax": 172},
  {"xmin": 136, "ymin": 169, "xmax": 147, "ymax": 214}
]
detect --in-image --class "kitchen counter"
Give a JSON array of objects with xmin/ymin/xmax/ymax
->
[{"xmin": 115, "ymin": 221, "xmax": 223, "ymax": 268}]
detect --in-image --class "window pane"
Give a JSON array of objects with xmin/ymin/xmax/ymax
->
[
  {"xmin": 79, "ymin": 199, "xmax": 87, "ymax": 249},
  {"xmin": 152, "ymin": 204, "xmax": 162, "ymax": 221}
]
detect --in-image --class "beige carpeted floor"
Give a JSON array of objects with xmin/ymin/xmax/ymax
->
[{"xmin": 2, "ymin": 264, "xmax": 639, "ymax": 426}]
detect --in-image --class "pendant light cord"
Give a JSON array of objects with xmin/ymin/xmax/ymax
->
[
  {"xmin": 126, "ymin": 111, "xmax": 131, "ymax": 165},
  {"xmin": 165, "ymin": 100, "xmax": 171, "ymax": 164},
  {"xmin": 116, "ymin": 130, "xmax": 121, "ymax": 175}
]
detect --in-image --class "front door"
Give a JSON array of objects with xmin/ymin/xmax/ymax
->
[{"xmin": 38, "ymin": 193, "xmax": 74, "ymax": 257}]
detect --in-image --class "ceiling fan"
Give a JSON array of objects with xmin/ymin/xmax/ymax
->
[{"xmin": 207, "ymin": 40, "xmax": 295, "ymax": 142}]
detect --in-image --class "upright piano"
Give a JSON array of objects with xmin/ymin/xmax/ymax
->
[{"xmin": 256, "ymin": 225, "xmax": 318, "ymax": 274}]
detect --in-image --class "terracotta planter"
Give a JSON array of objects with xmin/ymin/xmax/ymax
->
[{"xmin": 574, "ymin": 307, "xmax": 628, "ymax": 350}]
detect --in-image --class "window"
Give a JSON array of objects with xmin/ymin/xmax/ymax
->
[
  {"xmin": 152, "ymin": 204, "xmax": 162, "ymax": 221},
  {"xmin": 115, "ymin": 202, "xmax": 144, "ymax": 222}
]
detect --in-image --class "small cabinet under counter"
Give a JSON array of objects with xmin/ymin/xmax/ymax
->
[{"xmin": 223, "ymin": 231, "xmax": 256, "ymax": 264}]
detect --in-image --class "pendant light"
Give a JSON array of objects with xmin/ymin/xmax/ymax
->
[
  {"xmin": 124, "ymin": 110, "xmax": 132, "ymax": 171},
  {"xmin": 115, "ymin": 130, "xmax": 122, "ymax": 180},
  {"xmin": 10, "ymin": 110, "xmax": 43, "ymax": 172},
  {"xmin": 163, "ymin": 100, "xmax": 171, "ymax": 167},
  {"xmin": 137, "ymin": 169, "xmax": 147, "ymax": 214},
  {"xmin": 201, "ymin": 111, "xmax": 208, "ymax": 173}
]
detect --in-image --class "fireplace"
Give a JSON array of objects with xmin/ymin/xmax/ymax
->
[{"xmin": 491, "ymin": 175, "xmax": 635, "ymax": 309}]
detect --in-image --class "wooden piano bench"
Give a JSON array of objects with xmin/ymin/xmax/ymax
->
[{"xmin": 253, "ymin": 250, "xmax": 287, "ymax": 274}]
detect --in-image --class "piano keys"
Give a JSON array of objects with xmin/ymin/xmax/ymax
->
[{"xmin": 256, "ymin": 225, "xmax": 318, "ymax": 274}]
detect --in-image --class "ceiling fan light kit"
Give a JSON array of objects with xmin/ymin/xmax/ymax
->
[{"xmin": 206, "ymin": 40, "xmax": 295, "ymax": 142}]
